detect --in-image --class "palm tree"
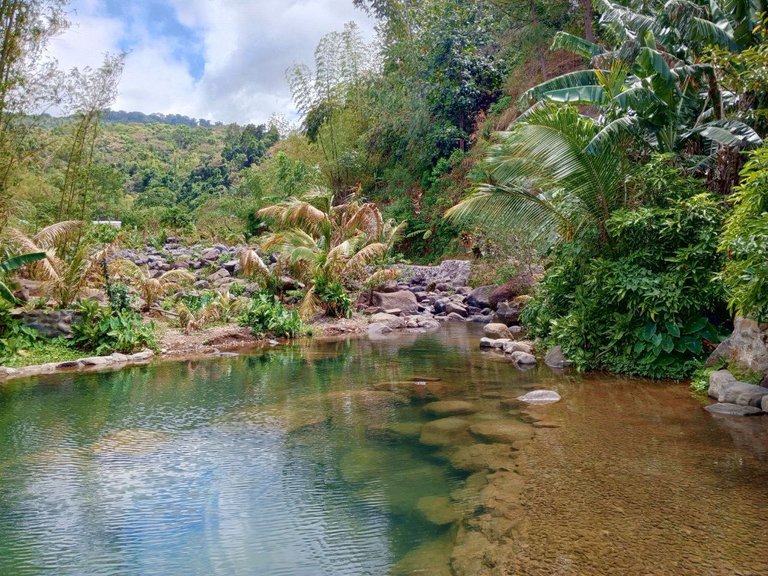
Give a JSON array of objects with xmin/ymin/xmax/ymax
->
[
  {"xmin": 3, "ymin": 221, "xmax": 116, "ymax": 306},
  {"xmin": 0, "ymin": 252, "xmax": 46, "ymax": 304},
  {"xmin": 257, "ymin": 189, "xmax": 404, "ymax": 316},
  {"xmin": 108, "ymin": 259, "xmax": 195, "ymax": 311},
  {"xmin": 447, "ymin": 104, "xmax": 629, "ymax": 246}
]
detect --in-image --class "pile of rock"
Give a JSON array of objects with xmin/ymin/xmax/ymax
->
[
  {"xmin": 362, "ymin": 262, "xmax": 537, "ymax": 335},
  {"xmin": 705, "ymin": 370, "xmax": 768, "ymax": 416},
  {"xmin": 113, "ymin": 239, "xmax": 248, "ymax": 293}
]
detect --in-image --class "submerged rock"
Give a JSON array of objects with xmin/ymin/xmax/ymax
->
[
  {"xmin": 468, "ymin": 420, "xmax": 533, "ymax": 445},
  {"xmin": 704, "ymin": 403, "xmax": 764, "ymax": 416},
  {"xmin": 420, "ymin": 417, "xmax": 471, "ymax": 446},
  {"xmin": 392, "ymin": 528, "xmax": 455, "ymax": 576},
  {"xmin": 416, "ymin": 495, "xmax": 461, "ymax": 525},
  {"xmin": 517, "ymin": 390, "xmax": 562, "ymax": 405},
  {"xmin": 445, "ymin": 443, "xmax": 516, "ymax": 473},
  {"xmin": 424, "ymin": 401, "xmax": 478, "ymax": 417},
  {"xmin": 366, "ymin": 421, "xmax": 423, "ymax": 442}
]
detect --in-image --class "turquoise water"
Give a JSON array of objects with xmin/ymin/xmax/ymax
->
[{"xmin": 0, "ymin": 324, "xmax": 532, "ymax": 575}]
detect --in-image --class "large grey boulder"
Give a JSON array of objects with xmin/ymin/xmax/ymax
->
[
  {"xmin": 708, "ymin": 370, "xmax": 768, "ymax": 407},
  {"xmin": 706, "ymin": 317, "xmax": 768, "ymax": 375},
  {"xmin": 544, "ymin": 346, "xmax": 573, "ymax": 369},
  {"xmin": 493, "ymin": 301, "xmax": 521, "ymax": 326},
  {"xmin": 371, "ymin": 290, "xmax": 419, "ymax": 315},
  {"xmin": 466, "ymin": 285, "xmax": 496, "ymax": 309},
  {"xmin": 370, "ymin": 312, "xmax": 405, "ymax": 329},
  {"xmin": 509, "ymin": 351, "xmax": 536, "ymax": 366}
]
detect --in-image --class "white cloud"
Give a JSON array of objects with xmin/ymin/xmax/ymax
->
[{"xmin": 46, "ymin": 0, "xmax": 376, "ymax": 124}]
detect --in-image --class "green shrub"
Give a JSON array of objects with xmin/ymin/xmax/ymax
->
[
  {"xmin": 106, "ymin": 281, "xmax": 133, "ymax": 312},
  {"xmin": 314, "ymin": 277, "xmax": 352, "ymax": 318},
  {"xmin": 720, "ymin": 146, "xmax": 768, "ymax": 321},
  {"xmin": 71, "ymin": 300, "xmax": 157, "ymax": 355},
  {"xmin": 523, "ymin": 184, "xmax": 729, "ymax": 379},
  {"xmin": 238, "ymin": 294, "xmax": 303, "ymax": 338},
  {"xmin": 0, "ymin": 308, "xmax": 42, "ymax": 365}
]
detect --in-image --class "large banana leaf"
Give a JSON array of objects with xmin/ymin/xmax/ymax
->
[
  {"xmin": 522, "ymin": 70, "xmax": 607, "ymax": 103},
  {"xmin": 0, "ymin": 252, "xmax": 46, "ymax": 273},
  {"xmin": 551, "ymin": 31, "xmax": 605, "ymax": 59},
  {"xmin": 544, "ymin": 85, "xmax": 608, "ymax": 105}
]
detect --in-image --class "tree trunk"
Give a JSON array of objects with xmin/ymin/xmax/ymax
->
[{"xmin": 584, "ymin": 0, "xmax": 594, "ymax": 42}]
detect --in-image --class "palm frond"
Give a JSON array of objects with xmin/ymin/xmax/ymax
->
[
  {"xmin": 344, "ymin": 242, "xmax": 386, "ymax": 275},
  {"xmin": 32, "ymin": 221, "xmax": 83, "ymax": 248}
]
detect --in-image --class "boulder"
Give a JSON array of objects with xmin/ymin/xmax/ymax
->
[
  {"xmin": 509, "ymin": 351, "xmax": 536, "ymax": 366},
  {"xmin": 446, "ymin": 312, "xmax": 466, "ymax": 322},
  {"xmin": 479, "ymin": 337, "xmax": 497, "ymax": 349},
  {"xmin": 714, "ymin": 379, "xmax": 768, "ymax": 408},
  {"xmin": 444, "ymin": 302, "xmax": 468, "ymax": 317},
  {"xmin": 706, "ymin": 317, "xmax": 768, "ymax": 375},
  {"xmin": 704, "ymin": 403, "xmax": 764, "ymax": 416},
  {"xmin": 423, "ymin": 401, "xmax": 479, "ymax": 417},
  {"xmin": 466, "ymin": 285, "xmax": 496, "ymax": 309},
  {"xmin": 544, "ymin": 346, "xmax": 573, "ymax": 369},
  {"xmin": 517, "ymin": 390, "xmax": 561, "ymax": 405},
  {"xmin": 201, "ymin": 248, "xmax": 220, "ymax": 261},
  {"xmin": 207, "ymin": 268, "xmax": 230, "ymax": 281},
  {"xmin": 708, "ymin": 370, "xmax": 738, "ymax": 398},
  {"xmin": 368, "ymin": 323, "xmax": 393, "ymax": 337},
  {"xmin": 706, "ymin": 370, "xmax": 768, "ymax": 407},
  {"xmin": 488, "ymin": 273, "xmax": 536, "ymax": 309},
  {"xmin": 503, "ymin": 341, "xmax": 533, "ymax": 355},
  {"xmin": 446, "ymin": 443, "xmax": 515, "ymax": 473},
  {"xmin": 370, "ymin": 312, "xmax": 405, "ymax": 329},
  {"xmin": 371, "ymin": 290, "xmax": 419, "ymax": 315},
  {"xmin": 493, "ymin": 301, "xmax": 521, "ymax": 326},
  {"xmin": 484, "ymin": 323, "xmax": 512, "ymax": 339}
]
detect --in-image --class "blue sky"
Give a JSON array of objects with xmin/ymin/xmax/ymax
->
[{"xmin": 48, "ymin": 0, "xmax": 375, "ymax": 124}]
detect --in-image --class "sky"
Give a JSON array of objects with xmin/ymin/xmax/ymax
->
[{"xmin": 47, "ymin": 0, "xmax": 376, "ymax": 125}]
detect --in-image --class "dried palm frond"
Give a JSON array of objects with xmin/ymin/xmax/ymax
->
[
  {"xmin": 363, "ymin": 268, "xmax": 401, "ymax": 289},
  {"xmin": 258, "ymin": 199, "xmax": 330, "ymax": 236},
  {"xmin": 344, "ymin": 242, "xmax": 386, "ymax": 276},
  {"xmin": 345, "ymin": 203, "xmax": 384, "ymax": 240},
  {"xmin": 32, "ymin": 221, "xmax": 82, "ymax": 248},
  {"xmin": 239, "ymin": 249, "xmax": 270, "ymax": 280},
  {"xmin": 299, "ymin": 286, "xmax": 320, "ymax": 319}
]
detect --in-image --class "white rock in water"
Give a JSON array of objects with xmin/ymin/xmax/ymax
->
[{"xmin": 517, "ymin": 390, "xmax": 561, "ymax": 405}]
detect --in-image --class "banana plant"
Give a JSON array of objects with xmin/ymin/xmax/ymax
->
[
  {"xmin": 0, "ymin": 252, "xmax": 46, "ymax": 304},
  {"xmin": 521, "ymin": 0, "xmax": 763, "ymax": 159}
]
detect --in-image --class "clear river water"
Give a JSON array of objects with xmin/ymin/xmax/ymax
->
[{"xmin": 0, "ymin": 324, "xmax": 766, "ymax": 575}]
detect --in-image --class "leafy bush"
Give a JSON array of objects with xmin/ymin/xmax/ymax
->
[
  {"xmin": 523, "ymin": 182, "xmax": 729, "ymax": 379},
  {"xmin": 71, "ymin": 300, "xmax": 158, "ymax": 355},
  {"xmin": 0, "ymin": 308, "xmax": 42, "ymax": 365},
  {"xmin": 720, "ymin": 146, "xmax": 768, "ymax": 321},
  {"xmin": 314, "ymin": 277, "xmax": 352, "ymax": 318},
  {"xmin": 106, "ymin": 281, "xmax": 133, "ymax": 312},
  {"xmin": 238, "ymin": 294, "xmax": 303, "ymax": 338}
]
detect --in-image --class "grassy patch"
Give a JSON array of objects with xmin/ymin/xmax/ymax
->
[{"xmin": 3, "ymin": 339, "xmax": 84, "ymax": 368}]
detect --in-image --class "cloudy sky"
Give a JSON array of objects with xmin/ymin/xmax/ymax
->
[{"xmin": 47, "ymin": 0, "xmax": 376, "ymax": 124}]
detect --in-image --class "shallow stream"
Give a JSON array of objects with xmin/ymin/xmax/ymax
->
[{"xmin": 0, "ymin": 324, "xmax": 766, "ymax": 575}]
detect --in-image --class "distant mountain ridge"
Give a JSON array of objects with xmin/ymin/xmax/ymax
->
[{"xmin": 103, "ymin": 110, "xmax": 224, "ymax": 127}]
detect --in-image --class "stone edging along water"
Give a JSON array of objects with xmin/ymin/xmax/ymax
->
[{"xmin": 0, "ymin": 350, "xmax": 157, "ymax": 382}]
